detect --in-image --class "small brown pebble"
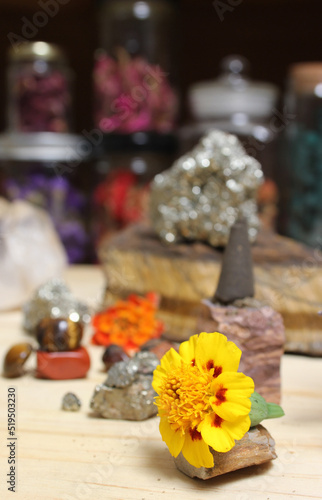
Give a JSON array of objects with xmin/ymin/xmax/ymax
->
[
  {"xmin": 36, "ymin": 317, "xmax": 83, "ymax": 352},
  {"xmin": 3, "ymin": 343, "xmax": 33, "ymax": 378},
  {"xmin": 102, "ymin": 344, "xmax": 129, "ymax": 371}
]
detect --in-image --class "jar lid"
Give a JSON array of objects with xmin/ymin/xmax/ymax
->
[
  {"xmin": 0, "ymin": 132, "xmax": 90, "ymax": 162},
  {"xmin": 8, "ymin": 41, "xmax": 67, "ymax": 63},
  {"xmin": 189, "ymin": 55, "xmax": 279, "ymax": 119},
  {"xmin": 289, "ymin": 62, "xmax": 322, "ymax": 93}
]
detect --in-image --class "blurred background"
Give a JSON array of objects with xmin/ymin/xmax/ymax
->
[
  {"xmin": 0, "ymin": 0, "xmax": 322, "ymax": 263},
  {"xmin": 1, "ymin": 0, "xmax": 321, "ymax": 130}
]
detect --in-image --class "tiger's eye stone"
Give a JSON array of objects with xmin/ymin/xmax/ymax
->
[
  {"xmin": 36, "ymin": 317, "xmax": 83, "ymax": 352},
  {"xmin": 3, "ymin": 343, "xmax": 33, "ymax": 378},
  {"xmin": 102, "ymin": 344, "xmax": 129, "ymax": 371}
]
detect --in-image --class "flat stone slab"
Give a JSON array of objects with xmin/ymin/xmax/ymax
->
[
  {"xmin": 99, "ymin": 224, "xmax": 322, "ymax": 356},
  {"xmin": 174, "ymin": 424, "xmax": 276, "ymax": 480}
]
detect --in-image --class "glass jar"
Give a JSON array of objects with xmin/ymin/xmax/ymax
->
[
  {"xmin": 92, "ymin": 131, "xmax": 177, "ymax": 243},
  {"xmin": 278, "ymin": 62, "xmax": 322, "ymax": 247},
  {"xmin": 93, "ymin": 0, "xmax": 178, "ymax": 134},
  {"xmin": 180, "ymin": 56, "xmax": 279, "ymax": 179},
  {"xmin": 7, "ymin": 41, "xmax": 73, "ymax": 133},
  {"xmin": 0, "ymin": 133, "xmax": 94, "ymax": 263}
]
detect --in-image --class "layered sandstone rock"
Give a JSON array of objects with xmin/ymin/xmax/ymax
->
[{"xmin": 99, "ymin": 224, "xmax": 322, "ymax": 356}]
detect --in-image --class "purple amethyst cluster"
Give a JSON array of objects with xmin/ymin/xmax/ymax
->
[{"xmin": 5, "ymin": 173, "xmax": 88, "ymax": 263}]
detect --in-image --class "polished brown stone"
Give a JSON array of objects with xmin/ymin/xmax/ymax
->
[
  {"xmin": 2, "ymin": 342, "xmax": 33, "ymax": 378},
  {"xmin": 36, "ymin": 347, "xmax": 90, "ymax": 380},
  {"xmin": 102, "ymin": 344, "xmax": 129, "ymax": 371},
  {"xmin": 36, "ymin": 317, "xmax": 83, "ymax": 352}
]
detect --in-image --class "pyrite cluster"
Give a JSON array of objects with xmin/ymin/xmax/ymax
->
[
  {"xmin": 150, "ymin": 130, "xmax": 263, "ymax": 247},
  {"xmin": 90, "ymin": 351, "xmax": 159, "ymax": 421},
  {"xmin": 23, "ymin": 279, "xmax": 91, "ymax": 334}
]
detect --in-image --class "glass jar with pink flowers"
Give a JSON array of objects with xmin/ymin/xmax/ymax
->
[
  {"xmin": 7, "ymin": 42, "xmax": 73, "ymax": 133},
  {"xmin": 94, "ymin": 0, "xmax": 178, "ymax": 135},
  {"xmin": 92, "ymin": 0, "xmax": 179, "ymax": 242}
]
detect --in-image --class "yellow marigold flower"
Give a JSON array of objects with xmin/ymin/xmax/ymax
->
[{"xmin": 152, "ymin": 331, "xmax": 255, "ymax": 468}]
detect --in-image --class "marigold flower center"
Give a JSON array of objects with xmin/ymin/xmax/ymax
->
[{"xmin": 156, "ymin": 363, "xmax": 214, "ymax": 433}]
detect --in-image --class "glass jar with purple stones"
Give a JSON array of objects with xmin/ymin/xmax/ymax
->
[
  {"xmin": 94, "ymin": 0, "xmax": 178, "ymax": 135},
  {"xmin": 0, "ymin": 133, "xmax": 95, "ymax": 263},
  {"xmin": 7, "ymin": 42, "xmax": 72, "ymax": 133}
]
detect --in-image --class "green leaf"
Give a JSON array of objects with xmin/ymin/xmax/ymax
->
[{"xmin": 249, "ymin": 391, "xmax": 284, "ymax": 427}]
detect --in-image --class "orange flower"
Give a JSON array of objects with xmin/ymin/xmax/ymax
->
[{"xmin": 91, "ymin": 293, "xmax": 164, "ymax": 353}]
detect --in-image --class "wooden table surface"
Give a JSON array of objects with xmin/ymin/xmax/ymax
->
[{"xmin": 0, "ymin": 266, "xmax": 322, "ymax": 500}]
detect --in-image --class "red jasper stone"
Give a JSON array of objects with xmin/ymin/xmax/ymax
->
[{"xmin": 36, "ymin": 347, "xmax": 90, "ymax": 380}]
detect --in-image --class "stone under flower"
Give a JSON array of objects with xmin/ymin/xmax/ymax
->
[{"xmin": 152, "ymin": 331, "xmax": 254, "ymax": 468}]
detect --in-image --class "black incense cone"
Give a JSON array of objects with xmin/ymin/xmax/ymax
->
[{"xmin": 214, "ymin": 218, "xmax": 254, "ymax": 304}]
